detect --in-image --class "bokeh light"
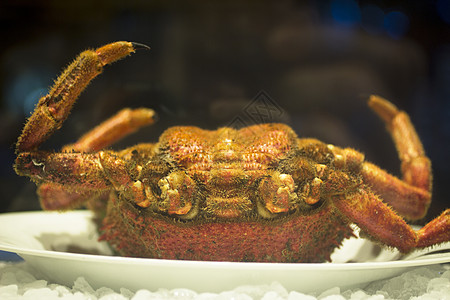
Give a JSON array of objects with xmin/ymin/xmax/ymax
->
[
  {"xmin": 383, "ymin": 11, "xmax": 410, "ymax": 39},
  {"xmin": 328, "ymin": 1, "xmax": 410, "ymax": 39},
  {"xmin": 437, "ymin": 0, "xmax": 450, "ymax": 23},
  {"xmin": 5, "ymin": 70, "xmax": 51, "ymax": 116},
  {"xmin": 330, "ymin": 0, "xmax": 361, "ymax": 27}
]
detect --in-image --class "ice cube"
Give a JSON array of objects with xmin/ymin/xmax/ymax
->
[
  {"xmin": 0, "ymin": 272, "xmax": 17, "ymax": 286},
  {"xmin": 287, "ymin": 291, "xmax": 316, "ymax": 300},
  {"xmin": 96, "ymin": 286, "xmax": 115, "ymax": 298},
  {"xmin": 170, "ymin": 288, "xmax": 198, "ymax": 298},
  {"xmin": 318, "ymin": 287, "xmax": 340, "ymax": 299},
  {"xmin": 15, "ymin": 269, "xmax": 36, "ymax": 284},
  {"xmin": 131, "ymin": 289, "xmax": 154, "ymax": 300},
  {"xmin": 0, "ymin": 284, "xmax": 18, "ymax": 297},
  {"xmin": 22, "ymin": 279, "xmax": 48, "ymax": 291},
  {"xmin": 99, "ymin": 292, "xmax": 129, "ymax": 300},
  {"xmin": 23, "ymin": 287, "xmax": 58, "ymax": 298},
  {"xmin": 72, "ymin": 276, "xmax": 96, "ymax": 295}
]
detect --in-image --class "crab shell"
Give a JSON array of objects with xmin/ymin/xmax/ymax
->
[{"xmin": 97, "ymin": 124, "xmax": 356, "ymax": 262}]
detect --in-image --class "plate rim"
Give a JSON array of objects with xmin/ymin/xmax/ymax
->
[{"xmin": 0, "ymin": 210, "xmax": 449, "ymax": 271}]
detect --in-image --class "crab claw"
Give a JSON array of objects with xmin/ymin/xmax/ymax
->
[
  {"xmin": 16, "ymin": 41, "xmax": 148, "ymax": 153},
  {"xmin": 14, "ymin": 151, "xmax": 109, "ymax": 189}
]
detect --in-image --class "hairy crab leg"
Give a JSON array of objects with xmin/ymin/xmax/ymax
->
[
  {"xmin": 15, "ymin": 42, "xmax": 150, "ymax": 210},
  {"xmin": 63, "ymin": 108, "xmax": 156, "ymax": 153},
  {"xmin": 37, "ymin": 108, "xmax": 156, "ymax": 210},
  {"xmin": 368, "ymin": 95, "xmax": 431, "ymax": 192},
  {"xmin": 37, "ymin": 182, "xmax": 106, "ymax": 210},
  {"xmin": 16, "ymin": 41, "xmax": 148, "ymax": 153},
  {"xmin": 15, "ymin": 151, "xmax": 111, "ymax": 189},
  {"xmin": 15, "ymin": 149, "xmax": 113, "ymax": 210},
  {"xmin": 362, "ymin": 95, "xmax": 432, "ymax": 220},
  {"xmin": 361, "ymin": 163, "xmax": 430, "ymax": 220},
  {"xmin": 333, "ymin": 188, "xmax": 450, "ymax": 253},
  {"xmin": 15, "ymin": 150, "xmax": 147, "ymax": 206}
]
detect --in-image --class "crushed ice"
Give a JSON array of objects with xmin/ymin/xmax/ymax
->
[{"xmin": 0, "ymin": 262, "xmax": 448, "ymax": 299}]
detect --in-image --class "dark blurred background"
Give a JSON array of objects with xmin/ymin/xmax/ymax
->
[{"xmin": 0, "ymin": 0, "xmax": 449, "ymax": 222}]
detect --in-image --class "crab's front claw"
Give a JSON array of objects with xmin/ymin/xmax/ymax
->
[
  {"xmin": 16, "ymin": 41, "xmax": 148, "ymax": 153},
  {"xmin": 14, "ymin": 152, "xmax": 46, "ymax": 179},
  {"xmin": 14, "ymin": 151, "xmax": 110, "ymax": 190}
]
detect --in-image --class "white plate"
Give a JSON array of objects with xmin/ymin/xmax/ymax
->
[{"xmin": 0, "ymin": 211, "xmax": 449, "ymax": 293}]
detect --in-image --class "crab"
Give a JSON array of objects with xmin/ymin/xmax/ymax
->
[{"xmin": 14, "ymin": 41, "xmax": 450, "ymax": 263}]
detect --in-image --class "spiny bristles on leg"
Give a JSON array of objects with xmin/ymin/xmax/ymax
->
[{"xmin": 15, "ymin": 41, "xmax": 149, "ymax": 153}]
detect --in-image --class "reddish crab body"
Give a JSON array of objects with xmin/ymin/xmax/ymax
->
[{"xmin": 14, "ymin": 42, "xmax": 450, "ymax": 262}]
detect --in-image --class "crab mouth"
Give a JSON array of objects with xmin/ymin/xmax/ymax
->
[{"xmin": 204, "ymin": 196, "xmax": 253, "ymax": 218}]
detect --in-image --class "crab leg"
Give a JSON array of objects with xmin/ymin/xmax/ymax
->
[
  {"xmin": 16, "ymin": 41, "xmax": 148, "ymax": 153},
  {"xmin": 15, "ymin": 150, "xmax": 146, "ymax": 190},
  {"xmin": 62, "ymin": 108, "xmax": 156, "ymax": 153},
  {"xmin": 15, "ymin": 149, "xmax": 150, "ymax": 204},
  {"xmin": 34, "ymin": 107, "xmax": 155, "ymax": 210},
  {"xmin": 362, "ymin": 95, "xmax": 432, "ymax": 220},
  {"xmin": 15, "ymin": 151, "xmax": 111, "ymax": 189},
  {"xmin": 361, "ymin": 163, "xmax": 430, "ymax": 220},
  {"xmin": 333, "ymin": 187, "xmax": 450, "ymax": 253},
  {"xmin": 15, "ymin": 42, "xmax": 150, "ymax": 210},
  {"xmin": 37, "ymin": 182, "xmax": 108, "ymax": 210},
  {"xmin": 368, "ymin": 95, "xmax": 431, "ymax": 192}
]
